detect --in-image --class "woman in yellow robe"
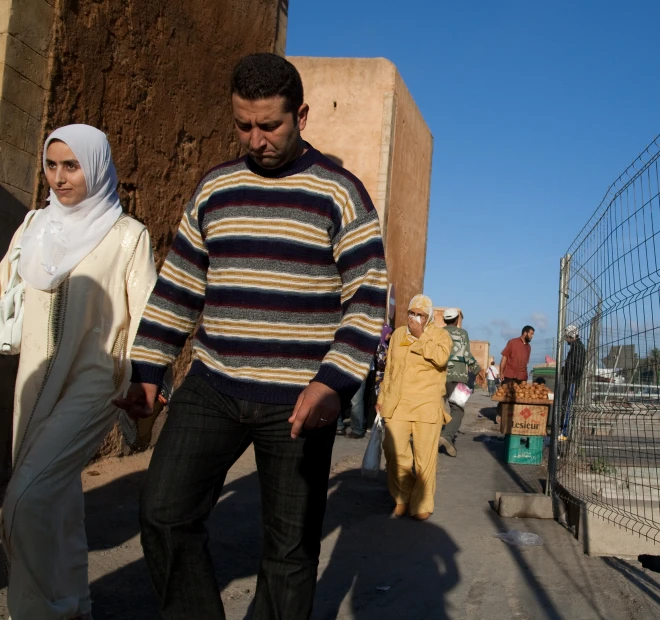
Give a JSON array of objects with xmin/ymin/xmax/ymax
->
[
  {"xmin": 0, "ymin": 124, "xmax": 156, "ymax": 620},
  {"xmin": 376, "ymin": 294, "xmax": 452, "ymax": 520}
]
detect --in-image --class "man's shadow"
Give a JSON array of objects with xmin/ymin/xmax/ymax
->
[
  {"xmin": 86, "ymin": 464, "xmax": 460, "ymax": 619},
  {"xmin": 314, "ymin": 468, "xmax": 460, "ymax": 620}
]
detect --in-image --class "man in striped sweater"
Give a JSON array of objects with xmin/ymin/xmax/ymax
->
[{"xmin": 115, "ymin": 54, "xmax": 387, "ymax": 619}]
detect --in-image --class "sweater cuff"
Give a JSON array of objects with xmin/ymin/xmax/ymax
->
[
  {"xmin": 130, "ymin": 361, "xmax": 166, "ymax": 387},
  {"xmin": 313, "ymin": 363, "xmax": 362, "ymax": 408}
]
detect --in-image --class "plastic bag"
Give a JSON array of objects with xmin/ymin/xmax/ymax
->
[
  {"xmin": 448, "ymin": 382, "xmax": 472, "ymax": 408},
  {"xmin": 362, "ymin": 414, "xmax": 384, "ymax": 479},
  {"xmin": 493, "ymin": 530, "xmax": 544, "ymax": 546}
]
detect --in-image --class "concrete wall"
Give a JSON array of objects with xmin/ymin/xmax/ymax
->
[
  {"xmin": 0, "ymin": 0, "xmax": 54, "ymax": 207},
  {"xmin": 289, "ymin": 57, "xmax": 433, "ymax": 327}
]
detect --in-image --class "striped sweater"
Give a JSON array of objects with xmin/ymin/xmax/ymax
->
[{"xmin": 130, "ymin": 145, "xmax": 388, "ymax": 405}]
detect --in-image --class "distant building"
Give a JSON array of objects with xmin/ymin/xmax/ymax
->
[
  {"xmin": 434, "ymin": 308, "xmax": 464, "ymax": 328},
  {"xmin": 603, "ymin": 345, "xmax": 638, "ymax": 381}
]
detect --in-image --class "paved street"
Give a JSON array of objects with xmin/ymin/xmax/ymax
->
[{"xmin": 0, "ymin": 391, "xmax": 658, "ymax": 619}]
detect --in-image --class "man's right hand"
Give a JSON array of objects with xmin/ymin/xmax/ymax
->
[{"xmin": 113, "ymin": 382, "xmax": 159, "ymax": 420}]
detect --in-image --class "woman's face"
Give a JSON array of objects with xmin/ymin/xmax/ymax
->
[{"xmin": 45, "ymin": 141, "xmax": 87, "ymax": 206}]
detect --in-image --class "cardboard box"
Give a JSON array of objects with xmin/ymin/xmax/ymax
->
[{"xmin": 499, "ymin": 402, "xmax": 549, "ymax": 436}]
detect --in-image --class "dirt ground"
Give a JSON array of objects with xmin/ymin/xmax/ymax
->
[{"xmin": 0, "ymin": 392, "xmax": 659, "ymax": 619}]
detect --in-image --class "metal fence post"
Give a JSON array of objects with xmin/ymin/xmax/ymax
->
[{"xmin": 547, "ymin": 254, "xmax": 570, "ymax": 497}]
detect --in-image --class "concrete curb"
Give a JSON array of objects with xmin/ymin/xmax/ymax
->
[{"xmin": 495, "ymin": 492, "xmax": 554, "ymax": 519}]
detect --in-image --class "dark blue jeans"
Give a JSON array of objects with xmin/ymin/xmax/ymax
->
[
  {"xmin": 139, "ymin": 376, "xmax": 336, "ymax": 619},
  {"xmin": 336, "ymin": 378, "xmax": 366, "ymax": 435}
]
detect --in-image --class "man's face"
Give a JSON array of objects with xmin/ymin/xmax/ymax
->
[
  {"xmin": 524, "ymin": 330, "xmax": 535, "ymax": 343},
  {"xmin": 232, "ymin": 94, "xmax": 308, "ymax": 169}
]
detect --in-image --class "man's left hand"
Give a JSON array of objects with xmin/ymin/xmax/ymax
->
[
  {"xmin": 408, "ymin": 316, "xmax": 424, "ymax": 339},
  {"xmin": 288, "ymin": 381, "xmax": 341, "ymax": 439}
]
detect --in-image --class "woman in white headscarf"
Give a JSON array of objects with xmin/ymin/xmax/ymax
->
[
  {"xmin": 0, "ymin": 124, "xmax": 157, "ymax": 620},
  {"xmin": 376, "ymin": 294, "xmax": 453, "ymax": 521}
]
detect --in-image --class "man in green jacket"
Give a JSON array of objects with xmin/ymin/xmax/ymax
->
[{"xmin": 440, "ymin": 308, "xmax": 480, "ymax": 457}]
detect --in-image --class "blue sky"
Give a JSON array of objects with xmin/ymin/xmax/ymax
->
[{"xmin": 287, "ymin": 1, "xmax": 660, "ymax": 359}]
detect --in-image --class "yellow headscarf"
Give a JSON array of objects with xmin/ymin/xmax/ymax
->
[{"xmin": 401, "ymin": 294, "xmax": 435, "ymax": 346}]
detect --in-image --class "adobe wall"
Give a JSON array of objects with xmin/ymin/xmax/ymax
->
[
  {"xmin": 385, "ymin": 71, "xmax": 433, "ymax": 326},
  {"xmin": 289, "ymin": 57, "xmax": 433, "ymax": 327},
  {"xmin": 0, "ymin": 0, "xmax": 54, "ymax": 207},
  {"xmin": 39, "ymin": 0, "xmax": 287, "ymax": 266},
  {"xmin": 288, "ymin": 56, "xmax": 395, "ymax": 225}
]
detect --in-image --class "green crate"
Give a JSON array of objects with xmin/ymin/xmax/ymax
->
[{"xmin": 504, "ymin": 434, "xmax": 544, "ymax": 465}]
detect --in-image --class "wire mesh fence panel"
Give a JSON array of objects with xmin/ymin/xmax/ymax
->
[
  {"xmin": 528, "ymin": 337, "xmax": 555, "ymax": 367},
  {"xmin": 553, "ymin": 136, "xmax": 660, "ymax": 542}
]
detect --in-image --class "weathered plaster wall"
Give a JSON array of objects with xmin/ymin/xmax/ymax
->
[
  {"xmin": 40, "ymin": 0, "xmax": 286, "ymax": 266},
  {"xmin": 385, "ymin": 71, "xmax": 433, "ymax": 326},
  {"xmin": 289, "ymin": 57, "xmax": 433, "ymax": 327},
  {"xmin": 0, "ymin": 0, "xmax": 54, "ymax": 206},
  {"xmin": 288, "ymin": 57, "xmax": 394, "ymax": 224}
]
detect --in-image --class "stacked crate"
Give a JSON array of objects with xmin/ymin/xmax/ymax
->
[{"xmin": 493, "ymin": 396, "xmax": 550, "ymax": 464}]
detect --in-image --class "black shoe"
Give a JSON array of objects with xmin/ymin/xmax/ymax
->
[
  {"xmin": 336, "ymin": 428, "xmax": 346, "ymax": 436},
  {"xmin": 347, "ymin": 431, "xmax": 365, "ymax": 439}
]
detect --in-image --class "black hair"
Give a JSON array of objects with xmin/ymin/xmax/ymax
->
[
  {"xmin": 534, "ymin": 377, "xmax": 546, "ymax": 385},
  {"xmin": 522, "ymin": 325, "xmax": 535, "ymax": 335},
  {"xmin": 445, "ymin": 316, "xmax": 459, "ymax": 326},
  {"xmin": 231, "ymin": 53, "xmax": 304, "ymax": 116}
]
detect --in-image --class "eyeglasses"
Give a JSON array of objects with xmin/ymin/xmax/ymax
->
[{"xmin": 408, "ymin": 311, "xmax": 427, "ymax": 319}]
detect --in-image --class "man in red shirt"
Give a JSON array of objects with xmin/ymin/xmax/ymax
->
[{"xmin": 500, "ymin": 325, "xmax": 534, "ymax": 384}]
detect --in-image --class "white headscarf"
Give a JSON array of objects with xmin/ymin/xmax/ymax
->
[{"xmin": 19, "ymin": 124, "xmax": 123, "ymax": 290}]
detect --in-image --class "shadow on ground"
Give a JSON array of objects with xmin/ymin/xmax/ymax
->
[
  {"xmin": 315, "ymin": 469, "xmax": 459, "ymax": 619},
  {"xmin": 472, "ymin": 433, "xmax": 547, "ymax": 495},
  {"xmin": 86, "ymin": 466, "xmax": 460, "ymax": 619},
  {"xmin": 603, "ymin": 557, "xmax": 660, "ymax": 606}
]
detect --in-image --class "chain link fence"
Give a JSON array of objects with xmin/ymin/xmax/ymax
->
[{"xmin": 550, "ymin": 136, "xmax": 660, "ymax": 542}]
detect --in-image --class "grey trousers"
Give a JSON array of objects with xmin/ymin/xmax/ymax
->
[{"xmin": 442, "ymin": 381, "xmax": 464, "ymax": 443}]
